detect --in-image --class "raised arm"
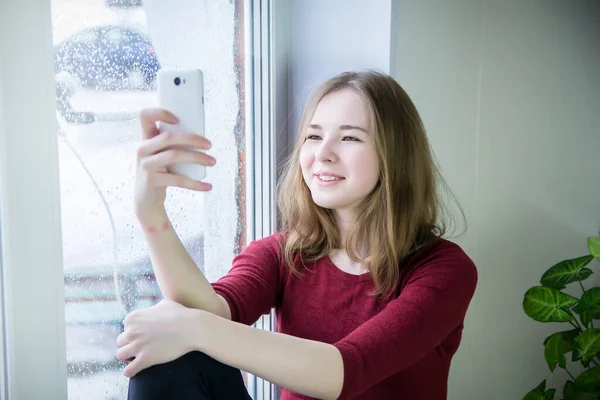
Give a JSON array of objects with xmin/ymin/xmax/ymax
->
[{"xmin": 134, "ymin": 108, "xmax": 230, "ymax": 319}]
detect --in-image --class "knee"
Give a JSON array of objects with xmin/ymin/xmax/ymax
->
[
  {"xmin": 131, "ymin": 351, "xmax": 225, "ymax": 380},
  {"xmin": 179, "ymin": 351, "xmax": 232, "ymax": 372},
  {"xmin": 181, "ymin": 351, "xmax": 240, "ymax": 377},
  {"xmin": 127, "ymin": 351, "xmax": 216, "ymax": 399}
]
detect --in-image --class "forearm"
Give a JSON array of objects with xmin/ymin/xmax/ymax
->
[
  {"xmin": 138, "ymin": 209, "xmax": 230, "ymax": 319},
  {"xmin": 193, "ymin": 311, "xmax": 344, "ymax": 400}
]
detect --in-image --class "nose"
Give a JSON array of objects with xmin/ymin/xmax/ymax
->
[{"xmin": 314, "ymin": 138, "xmax": 338, "ymax": 163}]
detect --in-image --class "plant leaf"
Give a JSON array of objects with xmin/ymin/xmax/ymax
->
[
  {"xmin": 540, "ymin": 255, "xmax": 594, "ymax": 289},
  {"xmin": 564, "ymin": 381, "xmax": 576, "ymax": 400},
  {"xmin": 574, "ymin": 288, "xmax": 600, "ymax": 327},
  {"xmin": 563, "ymin": 380, "xmax": 600, "ymax": 400},
  {"xmin": 537, "ymin": 379, "xmax": 547, "ymax": 392},
  {"xmin": 542, "ymin": 388, "xmax": 555, "ymax": 400},
  {"xmin": 522, "ymin": 389, "xmax": 544, "ymax": 400},
  {"xmin": 522, "ymin": 380, "xmax": 547, "ymax": 400},
  {"xmin": 575, "ymin": 329, "xmax": 600, "ymax": 367},
  {"xmin": 575, "ymin": 364, "xmax": 600, "ymax": 393},
  {"xmin": 545, "ymin": 329, "xmax": 579, "ymax": 354},
  {"xmin": 523, "ymin": 286, "xmax": 579, "ymax": 323},
  {"xmin": 545, "ymin": 332, "xmax": 566, "ymax": 372},
  {"xmin": 589, "ymin": 236, "xmax": 600, "ymax": 262}
]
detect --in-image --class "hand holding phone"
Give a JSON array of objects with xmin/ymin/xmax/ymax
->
[
  {"xmin": 157, "ymin": 68, "xmax": 206, "ymax": 181},
  {"xmin": 133, "ymin": 69, "xmax": 214, "ymax": 218}
]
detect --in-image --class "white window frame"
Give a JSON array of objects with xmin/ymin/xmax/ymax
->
[
  {"xmin": 247, "ymin": 0, "xmax": 289, "ymax": 399},
  {"xmin": 0, "ymin": 0, "xmax": 68, "ymax": 398},
  {"xmin": 0, "ymin": 0, "xmax": 290, "ymax": 399}
]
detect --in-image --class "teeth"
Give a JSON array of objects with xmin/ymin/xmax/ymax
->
[{"xmin": 318, "ymin": 175, "xmax": 341, "ymax": 181}]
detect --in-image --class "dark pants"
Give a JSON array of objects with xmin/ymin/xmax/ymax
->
[{"xmin": 127, "ymin": 351, "xmax": 252, "ymax": 400}]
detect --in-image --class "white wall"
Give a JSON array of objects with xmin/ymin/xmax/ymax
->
[
  {"xmin": 287, "ymin": 0, "xmax": 392, "ymax": 138},
  {"xmin": 392, "ymin": 1, "xmax": 600, "ymax": 398}
]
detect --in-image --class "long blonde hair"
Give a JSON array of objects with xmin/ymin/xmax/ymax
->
[{"xmin": 277, "ymin": 71, "xmax": 460, "ymax": 298}]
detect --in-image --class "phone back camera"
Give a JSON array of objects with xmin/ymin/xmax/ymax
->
[{"xmin": 174, "ymin": 77, "xmax": 181, "ymax": 86}]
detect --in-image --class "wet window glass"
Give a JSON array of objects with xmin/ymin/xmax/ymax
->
[{"xmin": 51, "ymin": 0, "xmax": 250, "ymax": 398}]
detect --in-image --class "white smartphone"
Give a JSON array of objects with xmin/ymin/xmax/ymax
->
[{"xmin": 157, "ymin": 68, "xmax": 206, "ymax": 181}]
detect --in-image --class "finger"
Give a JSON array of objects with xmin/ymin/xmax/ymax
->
[
  {"xmin": 146, "ymin": 172, "xmax": 213, "ymax": 192},
  {"xmin": 123, "ymin": 355, "xmax": 148, "ymax": 378},
  {"xmin": 116, "ymin": 342, "xmax": 137, "ymax": 362},
  {"xmin": 123, "ymin": 310, "xmax": 141, "ymax": 328},
  {"xmin": 137, "ymin": 131, "xmax": 212, "ymax": 158},
  {"xmin": 140, "ymin": 149, "xmax": 216, "ymax": 172},
  {"xmin": 116, "ymin": 331, "xmax": 131, "ymax": 348},
  {"xmin": 139, "ymin": 108, "xmax": 179, "ymax": 140}
]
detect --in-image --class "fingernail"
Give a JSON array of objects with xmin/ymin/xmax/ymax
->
[{"xmin": 209, "ymin": 157, "xmax": 216, "ymax": 166}]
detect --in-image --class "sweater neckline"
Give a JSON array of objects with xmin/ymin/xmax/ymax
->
[{"xmin": 323, "ymin": 255, "xmax": 372, "ymax": 282}]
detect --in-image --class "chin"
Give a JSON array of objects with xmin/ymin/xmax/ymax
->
[{"xmin": 311, "ymin": 195, "xmax": 345, "ymax": 211}]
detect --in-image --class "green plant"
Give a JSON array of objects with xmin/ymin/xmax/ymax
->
[{"xmin": 522, "ymin": 236, "xmax": 600, "ymax": 400}]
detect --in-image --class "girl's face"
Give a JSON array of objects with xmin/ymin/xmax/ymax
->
[{"xmin": 299, "ymin": 88, "xmax": 380, "ymax": 218}]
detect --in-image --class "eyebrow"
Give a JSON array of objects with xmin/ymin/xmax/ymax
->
[{"xmin": 308, "ymin": 124, "xmax": 368, "ymax": 134}]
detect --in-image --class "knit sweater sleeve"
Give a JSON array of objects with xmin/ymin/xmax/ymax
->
[
  {"xmin": 211, "ymin": 234, "xmax": 283, "ymax": 326},
  {"xmin": 333, "ymin": 246, "xmax": 478, "ymax": 399}
]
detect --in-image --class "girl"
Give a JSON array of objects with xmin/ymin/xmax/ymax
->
[{"xmin": 116, "ymin": 71, "xmax": 478, "ymax": 400}]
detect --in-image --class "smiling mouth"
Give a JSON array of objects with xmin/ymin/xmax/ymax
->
[{"xmin": 315, "ymin": 175, "xmax": 345, "ymax": 182}]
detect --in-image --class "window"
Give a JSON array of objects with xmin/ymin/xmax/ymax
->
[
  {"xmin": 71, "ymin": 29, "xmax": 98, "ymax": 44},
  {"xmin": 51, "ymin": 0, "xmax": 252, "ymax": 398},
  {"xmin": 0, "ymin": 0, "xmax": 285, "ymax": 398}
]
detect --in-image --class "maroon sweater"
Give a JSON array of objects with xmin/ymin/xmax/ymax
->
[{"xmin": 212, "ymin": 234, "xmax": 477, "ymax": 400}]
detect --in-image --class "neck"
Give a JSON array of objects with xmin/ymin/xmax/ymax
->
[
  {"xmin": 333, "ymin": 209, "xmax": 364, "ymax": 256},
  {"xmin": 333, "ymin": 209, "xmax": 353, "ymax": 242}
]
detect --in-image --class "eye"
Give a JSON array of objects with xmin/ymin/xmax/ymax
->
[
  {"xmin": 342, "ymin": 136, "xmax": 361, "ymax": 142},
  {"xmin": 306, "ymin": 134, "xmax": 321, "ymax": 140}
]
